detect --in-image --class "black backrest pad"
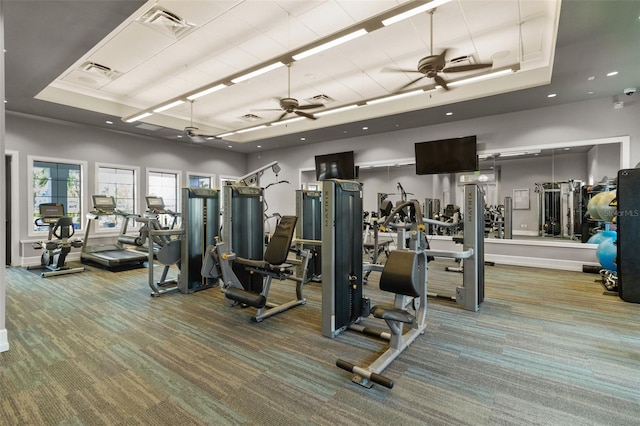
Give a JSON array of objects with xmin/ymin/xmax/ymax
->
[
  {"xmin": 264, "ymin": 216, "xmax": 298, "ymax": 265},
  {"xmin": 379, "ymin": 250, "xmax": 421, "ymax": 297}
]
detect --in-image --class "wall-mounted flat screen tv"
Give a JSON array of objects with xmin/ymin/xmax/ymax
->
[
  {"xmin": 415, "ymin": 136, "xmax": 478, "ymax": 175},
  {"xmin": 315, "ymin": 151, "xmax": 356, "ymax": 180}
]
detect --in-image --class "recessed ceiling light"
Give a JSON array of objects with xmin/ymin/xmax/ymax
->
[
  {"xmin": 547, "ymin": 93, "xmax": 557, "ymax": 98},
  {"xmin": 300, "ymin": 137, "xmax": 306, "ymax": 141},
  {"xmin": 257, "ymin": 145, "xmax": 262, "ymax": 148},
  {"xmin": 588, "ymin": 91, "xmax": 594, "ymax": 95},
  {"xmin": 564, "ymin": 147, "xmax": 571, "ymax": 151},
  {"xmin": 105, "ymin": 120, "xmax": 113, "ymax": 125},
  {"xmin": 362, "ymin": 126, "xmax": 368, "ymax": 130},
  {"xmin": 227, "ymin": 145, "xmax": 233, "ymax": 148},
  {"xmin": 445, "ymin": 112, "xmax": 453, "ymax": 116},
  {"xmin": 177, "ymin": 134, "xmax": 183, "ymax": 138},
  {"xmin": 606, "ymin": 71, "xmax": 618, "ymax": 77},
  {"xmin": 588, "ymin": 76, "xmax": 595, "ymax": 81}
]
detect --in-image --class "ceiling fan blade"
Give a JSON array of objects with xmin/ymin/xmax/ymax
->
[
  {"xmin": 382, "ymin": 66, "xmax": 423, "ymax": 74},
  {"xmin": 434, "ymin": 48, "xmax": 448, "ymax": 68},
  {"xmin": 274, "ymin": 111, "xmax": 288, "ymax": 122},
  {"xmin": 188, "ymin": 134, "xmax": 207, "ymax": 143},
  {"xmin": 395, "ymin": 75, "xmax": 426, "ymax": 92},
  {"xmin": 443, "ymin": 63, "xmax": 493, "ymax": 73},
  {"xmin": 251, "ymin": 108, "xmax": 283, "ymax": 112},
  {"xmin": 434, "ymin": 74, "xmax": 450, "ymax": 91},
  {"xmin": 296, "ymin": 103, "xmax": 324, "ymax": 110},
  {"xmin": 295, "ymin": 110, "xmax": 317, "ymax": 120}
]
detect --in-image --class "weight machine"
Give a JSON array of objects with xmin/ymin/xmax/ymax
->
[
  {"xmin": 322, "ymin": 179, "xmax": 428, "ymax": 389},
  {"xmin": 295, "ymin": 189, "xmax": 322, "ymax": 282}
]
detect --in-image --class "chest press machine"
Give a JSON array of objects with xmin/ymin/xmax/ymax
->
[
  {"xmin": 201, "ymin": 184, "xmax": 311, "ymax": 322},
  {"xmin": 322, "ymin": 179, "xmax": 428, "ymax": 388}
]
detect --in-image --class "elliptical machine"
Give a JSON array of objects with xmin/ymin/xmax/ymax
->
[{"xmin": 30, "ymin": 203, "xmax": 85, "ymax": 277}]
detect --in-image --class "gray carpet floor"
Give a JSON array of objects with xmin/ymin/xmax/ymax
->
[{"xmin": 1, "ymin": 259, "xmax": 639, "ymax": 425}]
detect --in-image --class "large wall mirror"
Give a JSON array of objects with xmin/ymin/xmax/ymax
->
[{"xmin": 299, "ymin": 136, "xmax": 630, "ymax": 245}]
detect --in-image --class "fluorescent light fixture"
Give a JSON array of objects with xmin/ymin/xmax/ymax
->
[
  {"xmin": 270, "ymin": 116, "xmax": 305, "ymax": 126},
  {"xmin": 606, "ymin": 71, "xmax": 618, "ymax": 77},
  {"xmin": 216, "ymin": 132, "xmax": 235, "ymax": 138},
  {"xmin": 498, "ymin": 152, "xmax": 527, "ymax": 158},
  {"xmin": 366, "ymin": 89, "xmax": 423, "ymax": 105},
  {"xmin": 499, "ymin": 149, "xmax": 541, "ymax": 158},
  {"xmin": 231, "ymin": 62, "xmax": 284, "ymax": 84},
  {"xmin": 447, "ymin": 68, "xmax": 515, "ymax": 88},
  {"xmin": 292, "ymin": 29, "xmax": 368, "ymax": 61},
  {"xmin": 153, "ymin": 99, "xmax": 185, "ymax": 113},
  {"xmin": 124, "ymin": 112, "xmax": 152, "ymax": 123},
  {"xmin": 187, "ymin": 84, "xmax": 228, "ymax": 101},
  {"xmin": 382, "ymin": 0, "xmax": 453, "ymax": 26},
  {"xmin": 236, "ymin": 125, "xmax": 267, "ymax": 134},
  {"xmin": 315, "ymin": 104, "xmax": 358, "ymax": 117}
]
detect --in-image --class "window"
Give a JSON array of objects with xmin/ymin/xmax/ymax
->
[
  {"xmin": 96, "ymin": 163, "xmax": 139, "ymax": 231},
  {"xmin": 147, "ymin": 169, "xmax": 181, "ymax": 212},
  {"xmin": 187, "ymin": 172, "xmax": 216, "ymax": 189},
  {"xmin": 30, "ymin": 156, "xmax": 85, "ymax": 234}
]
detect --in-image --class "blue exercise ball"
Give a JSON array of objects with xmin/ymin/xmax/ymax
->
[
  {"xmin": 588, "ymin": 230, "xmax": 616, "ymax": 245},
  {"xmin": 596, "ymin": 233, "xmax": 617, "ymax": 272}
]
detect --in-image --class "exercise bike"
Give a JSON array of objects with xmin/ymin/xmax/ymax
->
[{"xmin": 30, "ymin": 203, "xmax": 85, "ymax": 277}]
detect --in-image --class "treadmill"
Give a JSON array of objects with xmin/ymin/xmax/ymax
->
[{"xmin": 81, "ymin": 195, "xmax": 148, "ymax": 268}]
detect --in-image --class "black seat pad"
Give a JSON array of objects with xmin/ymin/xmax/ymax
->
[{"xmin": 371, "ymin": 305, "xmax": 415, "ymax": 324}]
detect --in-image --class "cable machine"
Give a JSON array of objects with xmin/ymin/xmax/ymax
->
[
  {"xmin": 295, "ymin": 189, "xmax": 322, "ymax": 281},
  {"xmin": 179, "ymin": 188, "xmax": 220, "ymax": 294}
]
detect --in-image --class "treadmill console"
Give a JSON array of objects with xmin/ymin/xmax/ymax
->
[{"xmin": 92, "ymin": 195, "xmax": 119, "ymax": 215}]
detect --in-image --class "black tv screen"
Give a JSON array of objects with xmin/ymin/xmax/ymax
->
[
  {"xmin": 315, "ymin": 151, "xmax": 356, "ymax": 180},
  {"xmin": 415, "ymin": 136, "xmax": 478, "ymax": 175}
]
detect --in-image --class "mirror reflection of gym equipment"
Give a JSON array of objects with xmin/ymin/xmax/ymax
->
[{"xmin": 29, "ymin": 203, "xmax": 85, "ymax": 277}]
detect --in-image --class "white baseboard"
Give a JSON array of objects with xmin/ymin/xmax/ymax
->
[
  {"xmin": 512, "ymin": 230, "xmax": 540, "ymax": 237},
  {"xmin": 486, "ymin": 254, "xmax": 599, "ymax": 272},
  {"xmin": 0, "ymin": 329, "xmax": 8, "ymax": 353}
]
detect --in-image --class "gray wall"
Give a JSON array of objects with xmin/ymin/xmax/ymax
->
[
  {"xmin": 6, "ymin": 112, "xmax": 247, "ymax": 261},
  {"xmin": 248, "ymin": 97, "xmax": 639, "ymax": 218}
]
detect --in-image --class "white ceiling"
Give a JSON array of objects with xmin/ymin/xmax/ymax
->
[
  {"xmin": 5, "ymin": 1, "xmax": 640, "ymax": 154},
  {"xmin": 35, "ymin": 0, "xmax": 560, "ymax": 144}
]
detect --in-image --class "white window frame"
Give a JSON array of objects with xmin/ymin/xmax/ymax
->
[
  {"xmin": 28, "ymin": 155, "xmax": 87, "ymax": 238},
  {"xmin": 95, "ymin": 162, "xmax": 141, "ymax": 234},
  {"xmin": 187, "ymin": 171, "xmax": 216, "ymax": 189},
  {"xmin": 146, "ymin": 167, "xmax": 182, "ymax": 213}
]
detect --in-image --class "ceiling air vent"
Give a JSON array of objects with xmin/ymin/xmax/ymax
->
[
  {"xmin": 240, "ymin": 113, "xmax": 262, "ymax": 122},
  {"xmin": 138, "ymin": 6, "xmax": 197, "ymax": 39},
  {"xmin": 307, "ymin": 94, "xmax": 335, "ymax": 104},
  {"xmin": 79, "ymin": 62, "xmax": 121, "ymax": 80}
]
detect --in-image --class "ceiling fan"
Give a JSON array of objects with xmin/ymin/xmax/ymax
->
[
  {"xmin": 386, "ymin": 9, "xmax": 493, "ymax": 91},
  {"xmin": 183, "ymin": 100, "xmax": 217, "ymax": 142},
  {"xmin": 256, "ymin": 63, "xmax": 324, "ymax": 122}
]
